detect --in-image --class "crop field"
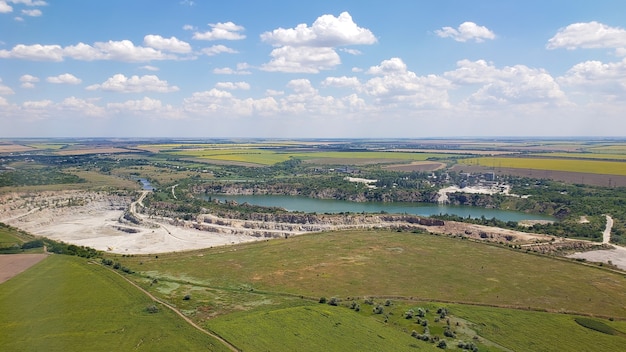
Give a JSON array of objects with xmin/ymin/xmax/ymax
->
[
  {"xmin": 0, "ymin": 255, "xmax": 229, "ymax": 352},
  {"xmin": 585, "ymin": 145, "xmax": 626, "ymax": 154},
  {"xmin": 460, "ymin": 157, "xmax": 626, "ymax": 176},
  {"xmin": 530, "ymin": 152, "xmax": 626, "ymax": 161},
  {"xmin": 165, "ymin": 148, "xmax": 457, "ymax": 166}
]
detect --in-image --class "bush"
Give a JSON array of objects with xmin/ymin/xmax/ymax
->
[
  {"xmin": 183, "ymin": 294, "xmax": 191, "ymax": 301},
  {"xmin": 146, "ymin": 304, "xmax": 159, "ymax": 314},
  {"xmin": 437, "ymin": 340, "xmax": 447, "ymax": 349},
  {"xmin": 318, "ymin": 297, "xmax": 327, "ymax": 304},
  {"xmin": 373, "ymin": 304, "xmax": 384, "ymax": 314},
  {"xmin": 328, "ymin": 297, "xmax": 339, "ymax": 306}
]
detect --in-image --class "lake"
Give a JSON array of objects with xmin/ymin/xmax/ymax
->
[{"xmin": 203, "ymin": 194, "xmax": 553, "ymax": 222}]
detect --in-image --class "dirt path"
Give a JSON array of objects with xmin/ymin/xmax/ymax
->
[
  {"xmin": 0, "ymin": 253, "xmax": 47, "ymax": 284},
  {"xmin": 101, "ymin": 263, "xmax": 240, "ymax": 352},
  {"xmin": 603, "ymin": 215, "xmax": 613, "ymax": 244}
]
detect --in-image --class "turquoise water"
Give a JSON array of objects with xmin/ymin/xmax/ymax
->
[{"xmin": 203, "ymin": 194, "xmax": 553, "ymax": 222}]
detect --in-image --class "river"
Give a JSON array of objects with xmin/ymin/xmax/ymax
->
[{"xmin": 203, "ymin": 194, "xmax": 552, "ymax": 222}]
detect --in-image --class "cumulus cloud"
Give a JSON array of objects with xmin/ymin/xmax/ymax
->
[
  {"xmin": 215, "ymin": 81, "xmax": 250, "ymax": 90},
  {"xmin": 321, "ymin": 76, "xmax": 360, "ymax": 88},
  {"xmin": 0, "ymin": 78, "xmax": 14, "ymax": 95},
  {"xmin": 21, "ymin": 8, "xmax": 40, "ymax": 16},
  {"xmin": 19, "ymin": 74, "xmax": 39, "ymax": 88},
  {"xmin": 0, "ymin": 39, "xmax": 186, "ymax": 62},
  {"xmin": 0, "ymin": 44, "xmax": 64, "ymax": 61},
  {"xmin": 86, "ymin": 74, "xmax": 179, "ymax": 93},
  {"xmin": 193, "ymin": 22, "xmax": 245, "ymax": 40},
  {"xmin": 435, "ymin": 22, "xmax": 496, "ymax": 43},
  {"xmin": 261, "ymin": 46, "xmax": 340, "ymax": 73},
  {"xmin": 143, "ymin": 35, "xmax": 191, "ymax": 53},
  {"xmin": 261, "ymin": 12, "xmax": 376, "ymax": 47},
  {"xmin": 201, "ymin": 44, "xmax": 237, "ymax": 56},
  {"xmin": 445, "ymin": 59, "xmax": 566, "ymax": 105},
  {"xmin": 362, "ymin": 58, "xmax": 452, "ymax": 108},
  {"xmin": 59, "ymin": 96, "xmax": 105, "ymax": 116},
  {"xmin": 140, "ymin": 65, "xmax": 159, "ymax": 71},
  {"xmin": 557, "ymin": 59, "xmax": 626, "ymax": 100},
  {"xmin": 213, "ymin": 63, "xmax": 251, "ymax": 75},
  {"xmin": 46, "ymin": 73, "xmax": 81, "ymax": 84},
  {"xmin": 547, "ymin": 21, "xmax": 626, "ymax": 53},
  {"xmin": 107, "ymin": 97, "xmax": 164, "ymax": 112},
  {"xmin": 0, "ymin": 2, "xmax": 13, "ymax": 13}
]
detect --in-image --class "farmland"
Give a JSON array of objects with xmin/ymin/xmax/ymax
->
[
  {"xmin": 460, "ymin": 157, "xmax": 626, "ymax": 176},
  {"xmin": 2, "ymin": 137, "xmax": 626, "ymax": 351},
  {"xmin": 0, "ymin": 255, "xmax": 230, "ymax": 351}
]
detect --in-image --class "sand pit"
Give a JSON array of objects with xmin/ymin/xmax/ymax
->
[{"xmin": 0, "ymin": 191, "xmax": 265, "ymax": 255}]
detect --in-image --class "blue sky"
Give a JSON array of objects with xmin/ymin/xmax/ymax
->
[{"xmin": 1, "ymin": 0, "xmax": 626, "ymax": 138}]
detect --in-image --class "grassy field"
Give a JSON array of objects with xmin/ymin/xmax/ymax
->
[
  {"xmin": 165, "ymin": 148, "xmax": 458, "ymax": 166},
  {"xmin": 450, "ymin": 304, "xmax": 626, "ymax": 351},
  {"xmin": 207, "ymin": 301, "xmax": 439, "ymax": 352},
  {"xmin": 0, "ymin": 255, "xmax": 230, "ymax": 352},
  {"xmin": 460, "ymin": 157, "xmax": 626, "ymax": 176},
  {"xmin": 115, "ymin": 230, "xmax": 626, "ymax": 319},
  {"xmin": 108, "ymin": 230, "xmax": 626, "ymax": 350}
]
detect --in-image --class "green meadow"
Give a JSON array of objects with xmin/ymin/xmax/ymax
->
[{"xmin": 0, "ymin": 255, "xmax": 230, "ymax": 352}]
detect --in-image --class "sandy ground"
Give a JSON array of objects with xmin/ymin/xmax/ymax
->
[
  {"xmin": 0, "ymin": 254, "xmax": 47, "ymax": 284},
  {"xmin": 0, "ymin": 191, "xmax": 265, "ymax": 255}
]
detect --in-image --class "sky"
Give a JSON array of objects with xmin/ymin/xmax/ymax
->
[{"xmin": 1, "ymin": 0, "xmax": 626, "ymax": 138}]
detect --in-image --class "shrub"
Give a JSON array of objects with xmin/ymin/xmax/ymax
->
[
  {"xmin": 146, "ymin": 304, "xmax": 159, "ymax": 314},
  {"xmin": 318, "ymin": 297, "xmax": 327, "ymax": 304},
  {"xmin": 183, "ymin": 294, "xmax": 191, "ymax": 301},
  {"xmin": 437, "ymin": 340, "xmax": 447, "ymax": 349},
  {"xmin": 328, "ymin": 297, "xmax": 339, "ymax": 306},
  {"xmin": 373, "ymin": 304, "xmax": 384, "ymax": 314}
]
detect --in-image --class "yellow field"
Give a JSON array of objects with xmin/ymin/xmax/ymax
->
[
  {"xmin": 460, "ymin": 157, "xmax": 626, "ymax": 176},
  {"xmin": 530, "ymin": 153, "xmax": 626, "ymax": 161}
]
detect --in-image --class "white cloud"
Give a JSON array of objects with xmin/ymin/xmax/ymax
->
[
  {"xmin": 46, "ymin": 73, "xmax": 81, "ymax": 84},
  {"xmin": 445, "ymin": 59, "xmax": 566, "ymax": 105},
  {"xmin": 213, "ymin": 63, "xmax": 252, "ymax": 75},
  {"xmin": 60, "ymin": 97, "xmax": 105, "ymax": 116},
  {"xmin": 201, "ymin": 44, "xmax": 237, "ymax": 56},
  {"xmin": 92, "ymin": 40, "xmax": 177, "ymax": 62},
  {"xmin": 140, "ymin": 65, "xmax": 159, "ymax": 71},
  {"xmin": 143, "ymin": 35, "xmax": 191, "ymax": 54},
  {"xmin": 86, "ymin": 74, "xmax": 179, "ymax": 93},
  {"xmin": 0, "ymin": 40, "xmax": 184, "ymax": 62},
  {"xmin": 322, "ymin": 76, "xmax": 360, "ymax": 88},
  {"xmin": 340, "ymin": 48, "xmax": 362, "ymax": 55},
  {"xmin": 0, "ymin": 78, "xmax": 14, "ymax": 95},
  {"xmin": 107, "ymin": 97, "xmax": 164, "ymax": 112},
  {"xmin": 193, "ymin": 22, "xmax": 245, "ymax": 40},
  {"xmin": 547, "ymin": 21, "xmax": 626, "ymax": 51},
  {"xmin": 182, "ymin": 24, "xmax": 195, "ymax": 31},
  {"xmin": 261, "ymin": 46, "xmax": 340, "ymax": 73},
  {"xmin": 362, "ymin": 58, "xmax": 452, "ymax": 108},
  {"xmin": 9, "ymin": 0, "xmax": 47, "ymax": 5},
  {"xmin": 21, "ymin": 8, "xmax": 40, "ymax": 16},
  {"xmin": 261, "ymin": 12, "xmax": 376, "ymax": 47},
  {"xmin": 558, "ymin": 59, "xmax": 626, "ymax": 100},
  {"xmin": 22, "ymin": 99, "xmax": 52, "ymax": 109},
  {"xmin": 435, "ymin": 22, "xmax": 496, "ymax": 43},
  {"xmin": 0, "ymin": 44, "xmax": 64, "ymax": 61},
  {"xmin": 0, "ymin": 1, "xmax": 13, "ymax": 13},
  {"xmin": 215, "ymin": 81, "xmax": 250, "ymax": 90},
  {"xmin": 20, "ymin": 74, "xmax": 39, "ymax": 88}
]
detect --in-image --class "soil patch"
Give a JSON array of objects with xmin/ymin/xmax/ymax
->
[
  {"xmin": 0, "ymin": 253, "xmax": 47, "ymax": 284},
  {"xmin": 384, "ymin": 161, "xmax": 445, "ymax": 172}
]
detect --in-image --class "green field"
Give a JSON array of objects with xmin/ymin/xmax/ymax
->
[
  {"xmin": 109, "ymin": 230, "xmax": 626, "ymax": 351},
  {"xmin": 166, "ymin": 148, "xmax": 456, "ymax": 166},
  {"xmin": 117, "ymin": 230, "xmax": 626, "ymax": 318},
  {"xmin": 460, "ymin": 157, "xmax": 626, "ymax": 176},
  {"xmin": 0, "ymin": 255, "xmax": 230, "ymax": 352}
]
